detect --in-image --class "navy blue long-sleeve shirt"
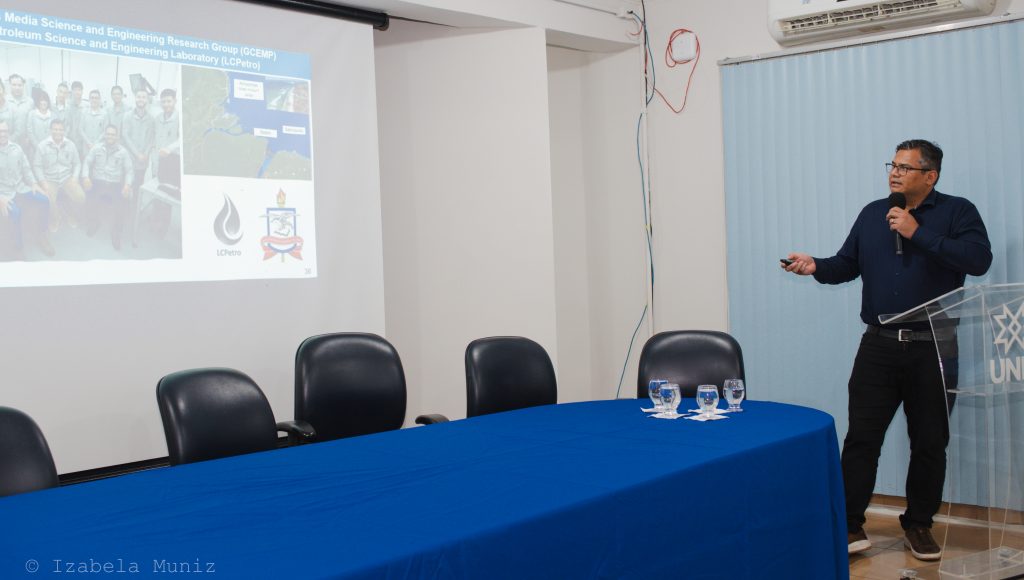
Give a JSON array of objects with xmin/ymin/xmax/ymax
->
[{"xmin": 812, "ymin": 189, "xmax": 992, "ymax": 327}]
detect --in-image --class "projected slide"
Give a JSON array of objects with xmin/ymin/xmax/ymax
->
[{"xmin": 0, "ymin": 9, "xmax": 317, "ymax": 286}]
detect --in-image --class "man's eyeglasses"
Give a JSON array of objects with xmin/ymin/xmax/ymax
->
[{"xmin": 885, "ymin": 163, "xmax": 934, "ymax": 176}]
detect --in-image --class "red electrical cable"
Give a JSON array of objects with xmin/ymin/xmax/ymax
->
[
  {"xmin": 654, "ymin": 29, "xmax": 700, "ymax": 114},
  {"xmin": 627, "ymin": 17, "xmax": 642, "ymax": 37}
]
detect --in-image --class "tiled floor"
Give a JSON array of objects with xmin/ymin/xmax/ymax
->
[{"xmin": 850, "ymin": 505, "xmax": 1024, "ymax": 579}]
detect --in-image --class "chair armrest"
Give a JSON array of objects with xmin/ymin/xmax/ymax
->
[
  {"xmin": 276, "ymin": 420, "xmax": 316, "ymax": 444},
  {"xmin": 414, "ymin": 414, "xmax": 449, "ymax": 425}
]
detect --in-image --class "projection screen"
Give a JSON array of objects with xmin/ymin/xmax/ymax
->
[{"xmin": 0, "ymin": 0, "xmax": 385, "ymax": 473}]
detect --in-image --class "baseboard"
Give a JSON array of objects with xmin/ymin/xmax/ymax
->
[
  {"xmin": 872, "ymin": 493, "xmax": 1024, "ymax": 525},
  {"xmin": 59, "ymin": 457, "xmax": 169, "ymax": 486},
  {"xmin": 58, "ymin": 436, "xmax": 293, "ymax": 486}
]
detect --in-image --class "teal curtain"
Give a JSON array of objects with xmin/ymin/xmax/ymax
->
[{"xmin": 722, "ymin": 20, "xmax": 1024, "ymax": 501}]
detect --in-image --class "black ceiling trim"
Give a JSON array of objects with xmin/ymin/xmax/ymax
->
[{"xmin": 233, "ymin": 0, "xmax": 389, "ymax": 31}]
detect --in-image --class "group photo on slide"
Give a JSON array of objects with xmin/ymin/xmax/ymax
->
[
  {"xmin": 0, "ymin": 42, "xmax": 182, "ymax": 262},
  {"xmin": 0, "ymin": 7, "xmax": 318, "ymax": 287}
]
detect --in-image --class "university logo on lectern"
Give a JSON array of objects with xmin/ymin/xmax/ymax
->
[
  {"xmin": 260, "ymin": 189, "xmax": 304, "ymax": 261},
  {"xmin": 989, "ymin": 302, "xmax": 1024, "ymax": 384}
]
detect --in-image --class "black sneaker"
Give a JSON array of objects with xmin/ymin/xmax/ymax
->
[
  {"xmin": 848, "ymin": 528, "xmax": 871, "ymax": 555},
  {"xmin": 904, "ymin": 527, "xmax": 942, "ymax": 561}
]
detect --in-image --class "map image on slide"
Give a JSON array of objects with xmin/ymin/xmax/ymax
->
[{"xmin": 182, "ymin": 66, "xmax": 312, "ymax": 180}]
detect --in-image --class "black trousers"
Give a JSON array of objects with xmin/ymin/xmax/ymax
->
[{"xmin": 842, "ymin": 331, "xmax": 956, "ymax": 532}]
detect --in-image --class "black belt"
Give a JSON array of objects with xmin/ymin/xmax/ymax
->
[{"xmin": 865, "ymin": 325, "xmax": 942, "ymax": 342}]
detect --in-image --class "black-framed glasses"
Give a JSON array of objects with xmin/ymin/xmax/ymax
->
[{"xmin": 885, "ymin": 163, "xmax": 934, "ymax": 176}]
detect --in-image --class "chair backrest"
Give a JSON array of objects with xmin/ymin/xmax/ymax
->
[
  {"xmin": 156, "ymin": 368, "xmax": 278, "ymax": 465},
  {"xmin": 465, "ymin": 336, "xmax": 557, "ymax": 418},
  {"xmin": 636, "ymin": 331, "xmax": 746, "ymax": 399},
  {"xmin": 0, "ymin": 406, "xmax": 59, "ymax": 497},
  {"xmin": 295, "ymin": 333, "xmax": 407, "ymax": 442}
]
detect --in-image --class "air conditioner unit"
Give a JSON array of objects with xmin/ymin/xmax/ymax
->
[{"xmin": 769, "ymin": 0, "xmax": 998, "ymax": 46}]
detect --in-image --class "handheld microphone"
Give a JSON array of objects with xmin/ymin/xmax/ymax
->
[{"xmin": 888, "ymin": 192, "xmax": 906, "ymax": 255}]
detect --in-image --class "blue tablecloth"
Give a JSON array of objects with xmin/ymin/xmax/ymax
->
[{"xmin": 0, "ymin": 400, "xmax": 847, "ymax": 579}]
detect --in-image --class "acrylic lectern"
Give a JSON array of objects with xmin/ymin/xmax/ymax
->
[{"xmin": 881, "ymin": 283, "xmax": 1024, "ymax": 580}]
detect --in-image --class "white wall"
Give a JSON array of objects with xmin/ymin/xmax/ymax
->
[
  {"xmin": 375, "ymin": 21, "xmax": 642, "ymax": 415},
  {"xmin": 547, "ymin": 46, "xmax": 643, "ymax": 400},
  {"xmin": 375, "ymin": 22, "xmax": 559, "ymax": 422},
  {"xmin": 546, "ymin": 1, "xmax": 777, "ymax": 401},
  {"xmin": 635, "ymin": 1, "xmax": 776, "ymax": 335},
  {"xmin": 547, "ymin": 47, "xmax": 595, "ymax": 400}
]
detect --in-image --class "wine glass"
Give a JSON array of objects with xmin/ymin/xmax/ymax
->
[
  {"xmin": 724, "ymin": 379, "xmax": 745, "ymax": 412},
  {"xmin": 696, "ymin": 385, "xmax": 719, "ymax": 418},
  {"xmin": 660, "ymin": 384, "xmax": 681, "ymax": 418},
  {"xmin": 648, "ymin": 379, "xmax": 666, "ymax": 411}
]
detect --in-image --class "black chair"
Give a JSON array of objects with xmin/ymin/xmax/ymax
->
[
  {"xmin": 465, "ymin": 336, "xmax": 557, "ymax": 418},
  {"xmin": 0, "ymin": 406, "xmax": 59, "ymax": 497},
  {"xmin": 295, "ymin": 333, "xmax": 447, "ymax": 443},
  {"xmin": 157, "ymin": 368, "xmax": 314, "ymax": 466},
  {"xmin": 636, "ymin": 330, "xmax": 746, "ymax": 399}
]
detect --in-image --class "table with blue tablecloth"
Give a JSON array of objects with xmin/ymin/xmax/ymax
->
[{"xmin": 0, "ymin": 399, "xmax": 847, "ymax": 579}]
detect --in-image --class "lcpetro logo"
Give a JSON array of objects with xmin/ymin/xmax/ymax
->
[
  {"xmin": 214, "ymin": 193, "xmax": 244, "ymax": 245},
  {"xmin": 989, "ymin": 302, "xmax": 1024, "ymax": 384}
]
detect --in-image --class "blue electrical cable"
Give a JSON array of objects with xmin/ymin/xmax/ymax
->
[
  {"xmin": 614, "ymin": 7, "xmax": 657, "ymax": 399},
  {"xmin": 636, "ymin": 112, "xmax": 654, "ymax": 286},
  {"xmin": 615, "ymin": 304, "xmax": 649, "ymax": 399}
]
